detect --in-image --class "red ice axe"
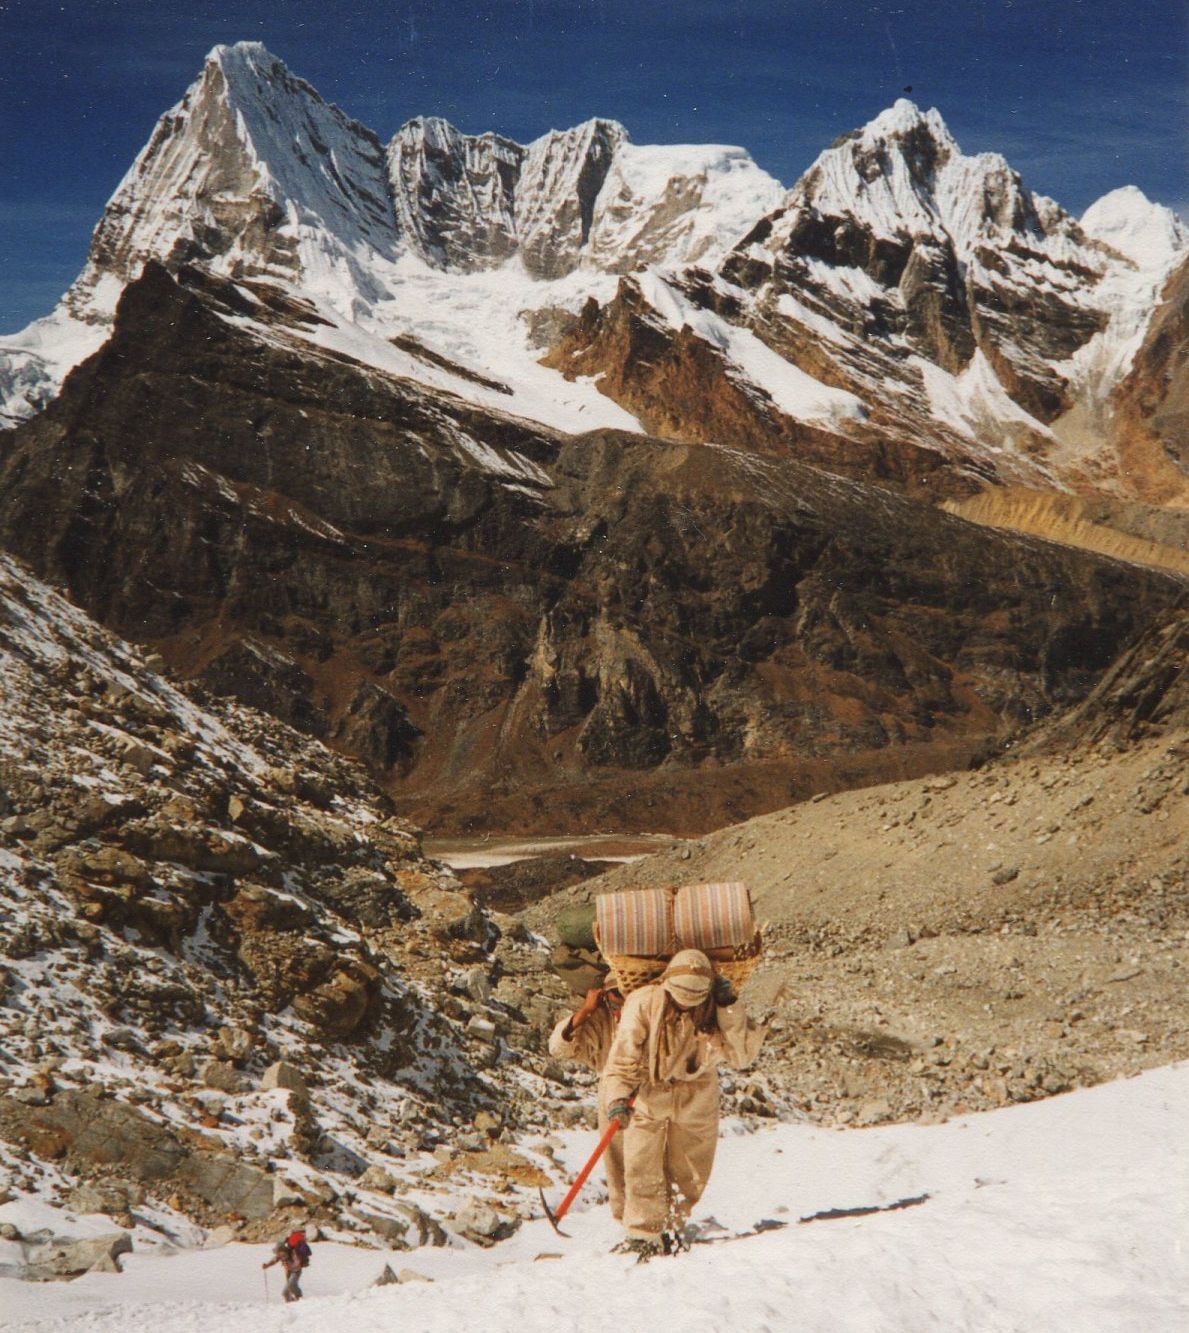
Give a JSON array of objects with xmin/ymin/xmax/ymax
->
[{"xmin": 539, "ymin": 1100, "xmax": 633, "ymax": 1237}]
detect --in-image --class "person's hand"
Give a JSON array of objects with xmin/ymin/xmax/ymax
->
[
  {"xmin": 712, "ymin": 974, "xmax": 737, "ymax": 1007},
  {"xmin": 607, "ymin": 1099, "xmax": 633, "ymax": 1128},
  {"xmin": 569, "ymin": 986, "xmax": 603, "ymax": 1032}
]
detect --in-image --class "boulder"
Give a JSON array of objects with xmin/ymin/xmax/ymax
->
[
  {"xmin": 352, "ymin": 1208, "xmax": 410, "ymax": 1246},
  {"xmin": 56, "ymin": 845, "xmax": 152, "ymax": 889},
  {"xmin": 67, "ymin": 1180, "xmax": 143, "ymax": 1217},
  {"xmin": 465, "ymin": 1016, "xmax": 497, "ymax": 1043},
  {"xmin": 260, "ymin": 1062, "xmax": 308, "ymax": 1096},
  {"xmin": 29, "ymin": 1230, "xmax": 132, "ymax": 1279},
  {"xmin": 315, "ymin": 866, "xmax": 417, "ymax": 928},
  {"xmin": 201, "ymin": 1059, "xmax": 246, "ymax": 1094},
  {"xmin": 212, "ymin": 1026, "xmax": 255, "ymax": 1064},
  {"xmin": 451, "ymin": 1199, "xmax": 519, "ymax": 1245},
  {"xmin": 357, "ymin": 1166, "xmax": 397, "ymax": 1194},
  {"xmin": 392, "ymin": 1201, "xmax": 448, "ymax": 1247},
  {"xmin": 292, "ymin": 960, "xmax": 381, "ymax": 1038},
  {"xmin": 273, "ymin": 1178, "xmax": 306, "ymax": 1208},
  {"xmin": 473, "ymin": 1110, "xmax": 501, "ymax": 1135}
]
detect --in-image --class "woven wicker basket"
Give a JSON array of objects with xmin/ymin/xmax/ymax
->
[
  {"xmin": 595, "ymin": 924, "xmax": 764, "ymax": 995},
  {"xmin": 705, "ymin": 929, "xmax": 765, "ymax": 989},
  {"xmin": 593, "ymin": 923, "xmax": 666, "ymax": 995}
]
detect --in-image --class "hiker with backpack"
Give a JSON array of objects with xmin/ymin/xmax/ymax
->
[
  {"xmin": 262, "ymin": 1229, "xmax": 311, "ymax": 1302},
  {"xmin": 601, "ymin": 949, "xmax": 764, "ymax": 1258},
  {"xmin": 549, "ymin": 973, "xmax": 626, "ymax": 1220}
]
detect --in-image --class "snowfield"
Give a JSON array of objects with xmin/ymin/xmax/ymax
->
[{"xmin": 4, "ymin": 1062, "xmax": 1185, "ymax": 1332}]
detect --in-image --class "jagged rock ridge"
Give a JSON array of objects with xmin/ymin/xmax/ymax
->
[
  {"xmin": 3, "ymin": 42, "xmax": 1183, "ymax": 515},
  {"xmin": 553, "ymin": 100, "xmax": 1188, "ymax": 499}
]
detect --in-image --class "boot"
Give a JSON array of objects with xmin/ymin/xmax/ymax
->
[
  {"xmin": 612, "ymin": 1235, "xmax": 663, "ymax": 1261},
  {"xmin": 660, "ymin": 1227, "xmax": 690, "ymax": 1255}
]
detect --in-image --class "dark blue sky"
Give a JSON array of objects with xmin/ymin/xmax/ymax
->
[{"xmin": 1, "ymin": 0, "xmax": 1184, "ymax": 332}]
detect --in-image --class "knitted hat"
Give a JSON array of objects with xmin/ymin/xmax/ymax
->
[{"xmin": 661, "ymin": 949, "xmax": 714, "ymax": 1007}]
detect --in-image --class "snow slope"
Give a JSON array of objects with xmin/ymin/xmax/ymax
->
[
  {"xmin": 1051, "ymin": 187, "xmax": 1189, "ymax": 427},
  {"xmin": 637, "ymin": 268, "xmax": 866, "ymax": 428},
  {"xmin": 5, "ymin": 1062, "xmax": 1186, "ymax": 1333}
]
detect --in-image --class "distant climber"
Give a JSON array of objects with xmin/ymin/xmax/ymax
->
[
  {"xmin": 601, "ymin": 949, "xmax": 765, "ymax": 1258},
  {"xmin": 549, "ymin": 974, "xmax": 626, "ymax": 1220},
  {"xmin": 262, "ymin": 1229, "xmax": 311, "ymax": 1302}
]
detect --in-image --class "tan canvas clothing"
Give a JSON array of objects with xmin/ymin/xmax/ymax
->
[
  {"xmin": 548, "ymin": 1002, "xmax": 626, "ymax": 1220},
  {"xmin": 602, "ymin": 983, "xmax": 764, "ymax": 1238}
]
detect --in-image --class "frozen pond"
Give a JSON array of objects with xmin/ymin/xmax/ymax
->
[{"xmin": 424, "ymin": 832, "xmax": 672, "ymax": 870}]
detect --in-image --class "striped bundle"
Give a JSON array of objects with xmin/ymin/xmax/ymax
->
[
  {"xmin": 673, "ymin": 881, "xmax": 753, "ymax": 950},
  {"xmin": 594, "ymin": 881, "xmax": 762, "ymax": 993},
  {"xmin": 595, "ymin": 887, "xmax": 676, "ymax": 958}
]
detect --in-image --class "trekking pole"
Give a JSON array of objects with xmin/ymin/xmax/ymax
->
[
  {"xmin": 539, "ymin": 1099, "xmax": 633, "ymax": 1237},
  {"xmin": 263, "ymin": 1266, "xmax": 270, "ymax": 1302}
]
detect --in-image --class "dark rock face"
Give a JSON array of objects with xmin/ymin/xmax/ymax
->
[
  {"xmin": 330, "ymin": 682, "xmax": 421, "ymax": 774},
  {"xmin": 0, "ymin": 264, "xmax": 1183, "ymax": 834},
  {"xmin": 897, "ymin": 239, "xmax": 975, "ymax": 374},
  {"xmin": 1027, "ymin": 610, "xmax": 1189, "ymax": 752}
]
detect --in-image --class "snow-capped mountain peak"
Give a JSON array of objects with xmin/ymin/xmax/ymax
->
[
  {"xmin": 857, "ymin": 97, "xmax": 958, "ymax": 155},
  {"xmin": 1080, "ymin": 185, "xmax": 1188, "ymax": 271},
  {"xmin": 789, "ymin": 98, "xmax": 1052, "ymax": 259},
  {"xmin": 511, "ymin": 118, "xmax": 628, "ymax": 277},
  {"xmin": 81, "ymin": 40, "xmax": 397, "ymax": 300},
  {"xmin": 384, "ymin": 110, "xmax": 781, "ymax": 279},
  {"xmin": 386, "ymin": 115, "xmax": 524, "ymax": 271}
]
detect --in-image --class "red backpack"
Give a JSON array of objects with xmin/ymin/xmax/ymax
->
[{"xmin": 288, "ymin": 1231, "xmax": 312, "ymax": 1267}]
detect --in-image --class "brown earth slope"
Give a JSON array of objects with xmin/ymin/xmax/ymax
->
[{"xmin": 942, "ymin": 488, "xmax": 1189, "ymax": 578}]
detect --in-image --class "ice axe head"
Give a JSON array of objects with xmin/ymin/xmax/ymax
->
[{"xmin": 538, "ymin": 1185, "xmax": 571, "ymax": 1237}]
